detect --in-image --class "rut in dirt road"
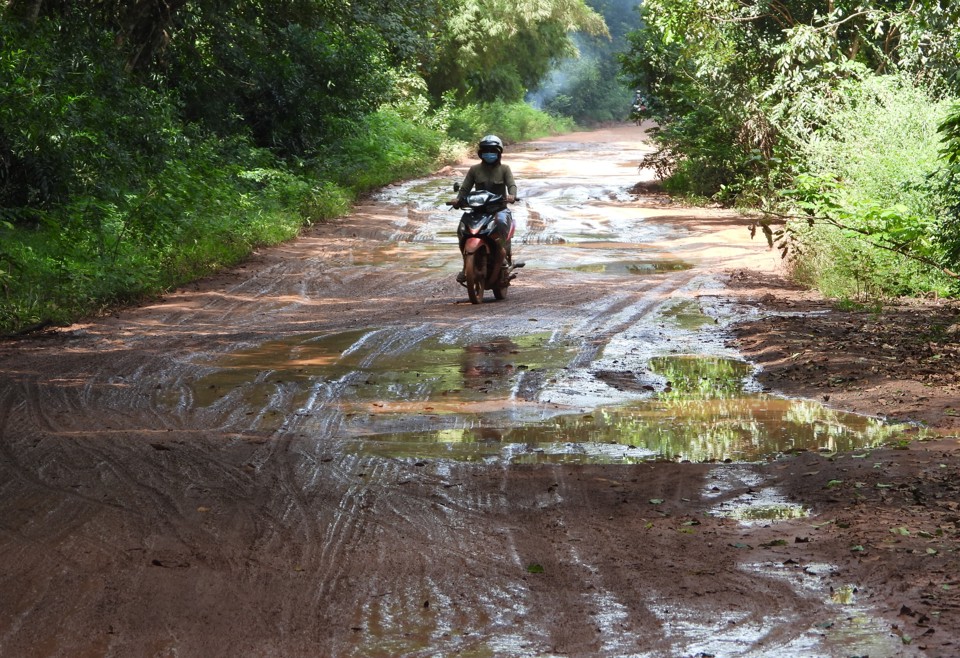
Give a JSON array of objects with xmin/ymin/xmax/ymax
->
[{"xmin": 0, "ymin": 126, "xmax": 913, "ymax": 657}]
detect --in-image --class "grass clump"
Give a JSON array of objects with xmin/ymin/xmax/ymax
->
[{"xmin": 779, "ymin": 74, "xmax": 958, "ymax": 300}]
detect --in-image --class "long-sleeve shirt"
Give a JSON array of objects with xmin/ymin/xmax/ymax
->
[{"xmin": 457, "ymin": 162, "xmax": 517, "ymax": 202}]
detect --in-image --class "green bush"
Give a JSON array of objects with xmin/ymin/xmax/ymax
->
[
  {"xmin": 0, "ymin": 20, "xmax": 182, "ymax": 212},
  {"xmin": 447, "ymin": 101, "xmax": 575, "ymax": 144},
  {"xmin": 936, "ymin": 104, "xmax": 960, "ymax": 272},
  {"xmin": 780, "ymin": 74, "xmax": 957, "ymax": 298},
  {"xmin": 322, "ymin": 109, "xmax": 460, "ymax": 193}
]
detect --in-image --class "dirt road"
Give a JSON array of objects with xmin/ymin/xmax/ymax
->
[{"xmin": 1, "ymin": 125, "xmax": 957, "ymax": 657}]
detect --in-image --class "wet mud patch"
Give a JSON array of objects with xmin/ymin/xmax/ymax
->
[
  {"xmin": 332, "ymin": 243, "xmax": 456, "ymax": 268},
  {"xmin": 567, "ymin": 259, "xmax": 693, "ymax": 275},
  {"xmin": 372, "ymin": 177, "xmax": 454, "ymax": 208},
  {"xmin": 740, "ymin": 561, "xmax": 907, "ymax": 656},
  {"xmin": 173, "ymin": 329, "xmax": 578, "ymax": 419}
]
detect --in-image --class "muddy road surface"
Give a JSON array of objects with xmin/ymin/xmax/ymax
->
[{"xmin": 0, "ymin": 126, "xmax": 936, "ymax": 657}]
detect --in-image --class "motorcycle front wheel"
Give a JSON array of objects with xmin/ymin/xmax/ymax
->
[{"xmin": 464, "ymin": 247, "xmax": 486, "ymax": 304}]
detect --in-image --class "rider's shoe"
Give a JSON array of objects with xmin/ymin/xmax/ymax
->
[{"xmin": 456, "ymin": 271, "xmax": 466, "ymax": 284}]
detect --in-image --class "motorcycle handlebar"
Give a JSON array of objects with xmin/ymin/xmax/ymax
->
[{"xmin": 446, "ymin": 198, "xmax": 519, "ymax": 208}]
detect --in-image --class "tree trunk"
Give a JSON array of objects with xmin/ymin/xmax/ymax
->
[{"xmin": 5, "ymin": 0, "xmax": 45, "ymax": 22}]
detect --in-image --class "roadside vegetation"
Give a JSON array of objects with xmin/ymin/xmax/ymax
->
[
  {"xmin": 619, "ymin": 1, "xmax": 960, "ymax": 301},
  {"xmin": 0, "ymin": 0, "xmax": 614, "ymax": 335}
]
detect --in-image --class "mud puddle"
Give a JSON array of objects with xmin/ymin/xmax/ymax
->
[
  {"xmin": 699, "ymin": 466, "xmax": 907, "ymax": 656},
  {"xmin": 174, "ymin": 328, "xmax": 577, "ymax": 418},
  {"xmin": 177, "ymin": 305, "xmax": 906, "ymax": 465},
  {"xmin": 346, "ymin": 349, "xmax": 900, "ymax": 464},
  {"xmin": 745, "ymin": 561, "xmax": 907, "ymax": 656},
  {"xmin": 349, "ymin": 355, "xmax": 902, "ymax": 464}
]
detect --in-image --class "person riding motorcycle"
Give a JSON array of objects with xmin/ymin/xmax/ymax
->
[{"xmin": 452, "ymin": 135, "xmax": 517, "ymax": 282}]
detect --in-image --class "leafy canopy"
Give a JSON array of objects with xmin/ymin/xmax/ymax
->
[{"xmin": 427, "ymin": 0, "xmax": 608, "ymax": 102}]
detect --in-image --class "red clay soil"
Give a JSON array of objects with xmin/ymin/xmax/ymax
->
[
  {"xmin": 0, "ymin": 125, "xmax": 958, "ymax": 656},
  {"xmin": 727, "ymin": 268, "xmax": 960, "ymax": 656}
]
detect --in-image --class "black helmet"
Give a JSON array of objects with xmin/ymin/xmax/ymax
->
[{"xmin": 477, "ymin": 135, "xmax": 503, "ymax": 155}]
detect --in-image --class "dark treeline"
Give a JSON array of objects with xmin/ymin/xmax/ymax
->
[{"xmin": 0, "ymin": 0, "xmax": 612, "ymax": 333}]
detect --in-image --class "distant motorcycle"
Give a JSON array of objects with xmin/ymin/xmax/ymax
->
[
  {"xmin": 632, "ymin": 90, "xmax": 649, "ymax": 125},
  {"xmin": 448, "ymin": 187, "xmax": 523, "ymax": 304}
]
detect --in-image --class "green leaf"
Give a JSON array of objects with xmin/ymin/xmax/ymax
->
[{"xmin": 526, "ymin": 563, "xmax": 544, "ymax": 574}]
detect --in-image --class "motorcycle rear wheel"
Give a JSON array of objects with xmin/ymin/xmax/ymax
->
[{"xmin": 464, "ymin": 248, "xmax": 486, "ymax": 304}]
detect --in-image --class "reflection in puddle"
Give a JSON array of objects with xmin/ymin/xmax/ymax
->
[
  {"xmin": 718, "ymin": 503, "xmax": 809, "ymax": 522},
  {"xmin": 174, "ymin": 331, "xmax": 906, "ymax": 466},
  {"xmin": 350, "ymin": 357, "xmax": 900, "ymax": 462},
  {"xmin": 568, "ymin": 260, "xmax": 693, "ymax": 275},
  {"xmin": 352, "ymin": 393, "xmax": 900, "ymax": 464},
  {"xmin": 176, "ymin": 329, "xmax": 575, "ymax": 412},
  {"xmin": 662, "ymin": 300, "xmax": 714, "ymax": 330},
  {"xmin": 350, "ymin": 355, "xmax": 903, "ymax": 464}
]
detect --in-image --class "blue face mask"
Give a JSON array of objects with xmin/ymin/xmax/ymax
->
[{"xmin": 480, "ymin": 152, "xmax": 499, "ymax": 164}]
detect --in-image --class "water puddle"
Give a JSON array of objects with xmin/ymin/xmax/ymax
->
[
  {"xmin": 722, "ymin": 503, "xmax": 809, "ymax": 522},
  {"xmin": 172, "ymin": 328, "xmax": 907, "ymax": 465},
  {"xmin": 351, "ymin": 393, "xmax": 900, "ymax": 464},
  {"xmin": 174, "ymin": 329, "xmax": 576, "ymax": 413},
  {"xmin": 347, "ymin": 355, "xmax": 904, "ymax": 464},
  {"xmin": 662, "ymin": 299, "xmax": 715, "ymax": 330}
]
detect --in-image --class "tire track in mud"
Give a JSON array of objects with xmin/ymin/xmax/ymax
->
[
  {"xmin": 5, "ymin": 125, "xmax": 856, "ymax": 657},
  {"xmin": 326, "ymin": 461, "xmax": 538, "ymax": 656}
]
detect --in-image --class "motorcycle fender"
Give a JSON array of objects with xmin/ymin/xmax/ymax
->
[{"xmin": 462, "ymin": 237, "xmax": 484, "ymax": 255}]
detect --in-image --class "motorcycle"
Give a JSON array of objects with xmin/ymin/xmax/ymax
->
[{"xmin": 448, "ymin": 186, "xmax": 524, "ymax": 304}]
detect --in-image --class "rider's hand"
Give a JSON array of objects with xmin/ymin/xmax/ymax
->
[
  {"xmin": 506, "ymin": 195, "xmax": 516, "ymax": 203},
  {"xmin": 449, "ymin": 198, "xmax": 461, "ymax": 208}
]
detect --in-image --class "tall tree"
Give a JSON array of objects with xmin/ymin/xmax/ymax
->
[
  {"xmin": 426, "ymin": 0, "xmax": 608, "ymax": 102},
  {"xmin": 619, "ymin": 0, "xmax": 960, "ymax": 198}
]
